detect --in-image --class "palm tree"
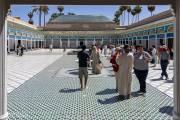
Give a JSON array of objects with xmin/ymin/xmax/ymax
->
[
  {"xmin": 67, "ymin": 12, "xmax": 76, "ymax": 15},
  {"xmin": 134, "ymin": 5, "xmax": 142, "ymax": 22},
  {"xmin": 57, "ymin": 6, "xmax": 64, "ymax": 15},
  {"xmin": 49, "ymin": 13, "xmax": 60, "ymax": 21},
  {"xmin": 113, "ymin": 10, "xmax": 121, "ymax": 25},
  {"xmin": 119, "ymin": 6, "xmax": 126, "ymax": 25},
  {"xmin": 127, "ymin": 6, "xmax": 131, "ymax": 25},
  {"xmin": 41, "ymin": 5, "xmax": 49, "ymax": 26},
  {"xmin": 148, "ymin": 5, "xmax": 156, "ymax": 16},
  {"xmin": 131, "ymin": 9, "xmax": 136, "ymax": 24},
  {"xmin": 32, "ymin": 6, "xmax": 44, "ymax": 26},
  {"xmin": 28, "ymin": 11, "xmax": 34, "ymax": 24}
]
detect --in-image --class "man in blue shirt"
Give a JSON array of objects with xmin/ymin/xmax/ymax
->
[{"xmin": 77, "ymin": 45, "xmax": 90, "ymax": 90}]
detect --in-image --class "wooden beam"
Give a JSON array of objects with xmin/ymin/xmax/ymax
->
[{"xmin": 10, "ymin": 0, "xmax": 173, "ymax": 5}]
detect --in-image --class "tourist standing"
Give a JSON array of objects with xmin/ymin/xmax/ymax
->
[
  {"xmin": 16, "ymin": 44, "xmax": 20, "ymax": 55},
  {"xmin": 151, "ymin": 45, "xmax": 157, "ymax": 67},
  {"xmin": 103, "ymin": 45, "xmax": 108, "ymax": 57},
  {"xmin": 19, "ymin": 44, "xmax": 24, "ymax": 56},
  {"xmin": 159, "ymin": 45, "xmax": 170, "ymax": 80},
  {"xmin": 117, "ymin": 45, "xmax": 134, "ymax": 99},
  {"xmin": 90, "ymin": 46, "xmax": 101, "ymax": 74},
  {"xmin": 134, "ymin": 45, "xmax": 152, "ymax": 96},
  {"xmin": 110, "ymin": 47, "xmax": 120, "ymax": 91},
  {"xmin": 111, "ymin": 45, "xmax": 115, "ymax": 55},
  {"xmin": 77, "ymin": 45, "xmax": 90, "ymax": 90},
  {"xmin": 49, "ymin": 44, "xmax": 53, "ymax": 52}
]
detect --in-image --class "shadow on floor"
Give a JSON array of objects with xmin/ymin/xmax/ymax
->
[
  {"xmin": 164, "ymin": 80, "xmax": 174, "ymax": 83},
  {"xmin": 96, "ymin": 88, "xmax": 117, "ymax": 95},
  {"xmin": 59, "ymin": 88, "xmax": 81, "ymax": 93},
  {"xmin": 97, "ymin": 95, "xmax": 120, "ymax": 105},
  {"xmin": 150, "ymin": 78, "xmax": 164, "ymax": 81},
  {"xmin": 107, "ymin": 74, "xmax": 115, "ymax": 77},
  {"xmin": 159, "ymin": 106, "xmax": 173, "ymax": 116},
  {"xmin": 131, "ymin": 91, "xmax": 143, "ymax": 97}
]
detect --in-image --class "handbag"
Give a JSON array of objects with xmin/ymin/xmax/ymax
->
[{"xmin": 96, "ymin": 63, "xmax": 103, "ymax": 74}]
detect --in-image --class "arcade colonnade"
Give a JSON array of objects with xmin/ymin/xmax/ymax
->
[
  {"xmin": 0, "ymin": 0, "xmax": 180, "ymax": 120},
  {"xmin": 7, "ymin": 16, "xmax": 44, "ymax": 52},
  {"xmin": 6, "ymin": 15, "xmax": 175, "ymax": 50}
]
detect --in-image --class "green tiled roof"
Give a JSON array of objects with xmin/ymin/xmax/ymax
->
[{"xmin": 50, "ymin": 15, "xmax": 112, "ymax": 23}]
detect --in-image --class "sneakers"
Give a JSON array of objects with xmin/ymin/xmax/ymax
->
[
  {"xmin": 142, "ymin": 93, "xmax": 146, "ymax": 97},
  {"xmin": 137, "ymin": 90, "xmax": 146, "ymax": 96}
]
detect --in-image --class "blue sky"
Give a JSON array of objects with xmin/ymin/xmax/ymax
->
[{"xmin": 11, "ymin": 5, "xmax": 171, "ymax": 26}]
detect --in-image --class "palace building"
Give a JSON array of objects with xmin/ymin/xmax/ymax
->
[{"xmin": 6, "ymin": 9, "xmax": 175, "ymax": 52}]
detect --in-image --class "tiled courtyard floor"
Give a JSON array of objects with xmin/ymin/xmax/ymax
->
[
  {"xmin": 8, "ymin": 52, "xmax": 173, "ymax": 120},
  {"xmin": 7, "ymin": 49, "xmax": 72, "ymax": 93}
]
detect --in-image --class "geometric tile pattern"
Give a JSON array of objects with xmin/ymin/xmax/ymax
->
[
  {"xmin": 146, "ymin": 61, "xmax": 174, "ymax": 98},
  {"xmin": 8, "ymin": 54, "xmax": 173, "ymax": 120},
  {"xmin": 6, "ymin": 49, "xmax": 70, "ymax": 93}
]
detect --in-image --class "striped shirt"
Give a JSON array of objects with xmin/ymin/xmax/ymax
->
[{"xmin": 134, "ymin": 51, "xmax": 152, "ymax": 70}]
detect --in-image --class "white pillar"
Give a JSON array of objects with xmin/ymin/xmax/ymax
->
[
  {"xmin": 26, "ymin": 38, "xmax": 28, "ymax": 51},
  {"xmin": 174, "ymin": 1, "xmax": 180, "ymax": 119},
  {"xmin": 110, "ymin": 36, "xmax": 112, "ymax": 44},
  {"xmin": 44, "ymin": 37, "xmax": 46, "ymax": 49},
  {"xmin": 51, "ymin": 37, "xmax": 53, "ymax": 48},
  {"xmin": 67, "ymin": 36, "xmax": 70, "ymax": 48},
  {"xmin": 165, "ymin": 33, "xmax": 167, "ymax": 46},
  {"xmin": 60, "ymin": 36, "xmax": 62, "ymax": 48},
  {"xmin": 76, "ymin": 37, "xmax": 78, "ymax": 48},
  {"xmin": 85, "ymin": 38, "xmax": 87, "ymax": 46},
  {"xmin": 0, "ymin": 1, "xmax": 8, "ymax": 119},
  {"xmin": 14, "ymin": 37, "xmax": 17, "ymax": 51},
  {"xmin": 30, "ymin": 37, "xmax": 32, "ymax": 50},
  {"xmin": 155, "ymin": 35, "xmax": 158, "ymax": 48},
  {"xmin": 37, "ymin": 39, "xmax": 39, "ymax": 49},
  {"xmin": 93, "ymin": 36, "xmax": 96, "ymax": 45},
  {"xmin": 33, "ymin": 39, "xmax": 35, "ymax": 49},
  {"xmin": 7, "ymin": 35, "xmax": 10, "ymax": 53},
  {"xmin": 101, "ymin": 36, "xmax": 104, "ymax": 45}
]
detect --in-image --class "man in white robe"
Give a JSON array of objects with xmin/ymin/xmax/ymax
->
[{"xmin": 117, "ymin": 45, "xmax": 134, "ymax": 100}]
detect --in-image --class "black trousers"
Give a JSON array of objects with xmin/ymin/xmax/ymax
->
[
  {"xmin": 134, "ymin": 69, "xmax": 148, "ymax": 93},
  {"xmin": 160, "ymin": 60, "xmax": 169, "ymax": 78}
]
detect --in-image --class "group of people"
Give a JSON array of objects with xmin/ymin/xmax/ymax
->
[
  {"xmin": 16, "ymin": 44, "xmax": 24, "ymax": 56},
  {"xmin": 110, "ymin": 44, "xmax": 171, "ymax": 100},
  {"xmin": 77, "ymin": 43, "xmax": 171, "ymax": 100}
]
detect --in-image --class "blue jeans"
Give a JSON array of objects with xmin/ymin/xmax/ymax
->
[
  {"xmin": 134, "ymin": 69, "xmax": 148, "ymax": 93},
  {"xmin": 160, "ymin": 60, "xmax": 169, "ymax": 78}
]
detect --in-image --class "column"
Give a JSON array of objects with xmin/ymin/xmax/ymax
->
[
  {"xmin": 85, "ymin": 38, "xmax": 87, "ymax": 46},
  {"xmin": 155, "ymin": 35, "xmax": 158, "ymax": 48},
  {"xmin": 60, "ymin": 36, "xmax": 62, "ymax": 48},
  {"xmin": 110, "ymin": 36, "xmax": 112, "ymax": 44},
  {"xmin": 101, "ymin": 36, "xmax": 104, "ymax": 45},
  {"xmin": 40, "ymin": 39, "xmax": 42, "ymax": 48},
  {"xmin": 174, "ymin": 1, "xmax": 180, "ymax": 119},
  {"xmin": 37, "ymin": 39, "xmax": 39, "ymax": 49},
  {"xmin": 44, "ymin": 37, "xmax": 46, "ymax": 49},
  {"xmin": 93, "ymin": 36, "xmax": 96, "ymax": 45},
  {"xmin": 76, "ymin": 37, "xmax": 78, "ymax": 48},
  {"xmin": 30, "ymin": 37, "xmax": 32, "ymax": 50},
  {"xmin": 26, "ymin": 38, "xmax": 28, "ymax": 51},
  {"xmin": 67, "ymin": 36, "xmax": 70, "ymax": 48},
  {"xmin": 34, "ymin": 39, "xmax": 36, "ymax": 49},
  {"xmin": 7, "ymin": 35, "xmax": 10, "ymax": 53},
  {"xmin": 165, "ymin": 33, "xmax": 167, "ymax": 46},
  {"xmin": 0, "ymin": 0, "xmax": 8, "ymax": 120},
  {"xmin": 51, "ymin": 37, "xmax": 53, "ymax": 48}
]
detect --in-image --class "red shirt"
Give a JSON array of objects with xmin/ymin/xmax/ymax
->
[{"xmin": 110, "ymin": 54, "xmax": 119, "ymax": 72}]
